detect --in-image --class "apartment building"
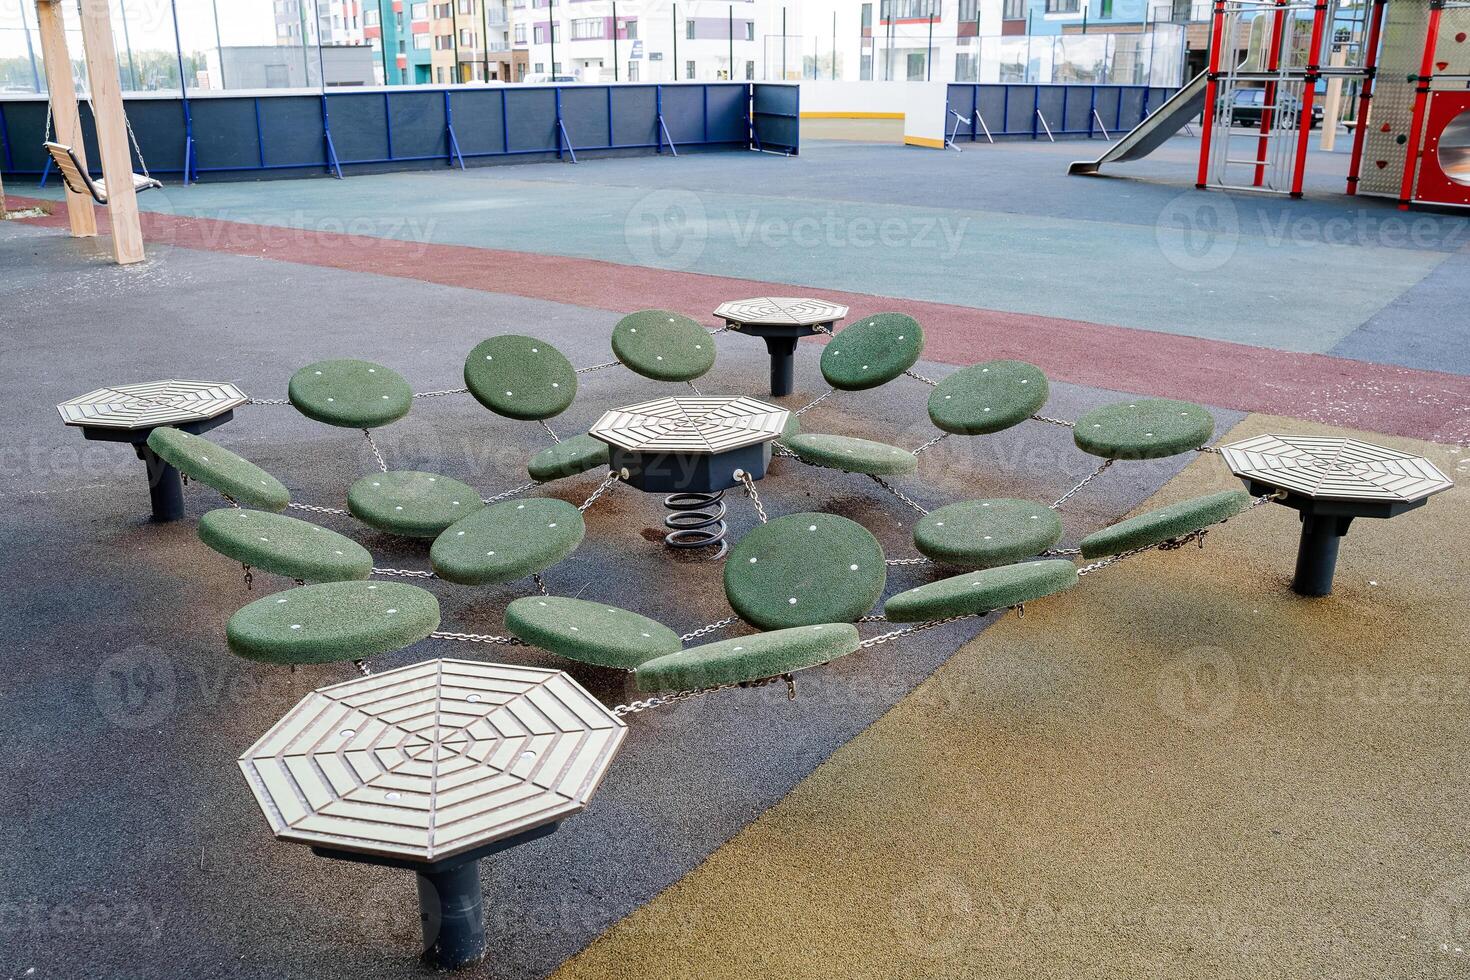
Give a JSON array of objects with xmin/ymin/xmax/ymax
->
[
  {"xmin": 857, "ymin": 0, "xmax": 1004, "ymax": 81},
  {"xmin": 362, "ymin": 0, "xmax": 520, "ymax": 84},
  {"xmin": 509, "ymin": 0, "xmax": 794, "ymax": 84}
]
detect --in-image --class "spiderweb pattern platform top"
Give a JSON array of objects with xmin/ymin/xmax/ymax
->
[
  {"xmin": 714, "ymin": 297, "xmax": 849, "ymax": 327},
  {"xmin": 239, "ymin": 658, "xmax": 626, "ymax": 863},
  {"xmin": 1220, "ymin": 434, "xmax": 1453, "ymax": 503},
  {"xmin": 590, "ymin": 396, "xmax": 789, "ymax": 454},
  {"xmin": 57, "ymin": 380, "xmax": 248, "ymax": 430}
]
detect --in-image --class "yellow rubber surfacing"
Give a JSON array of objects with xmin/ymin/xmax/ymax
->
[{"xmin": 556, "ymin": 414, "xmax": 1469, "ymax": 980}]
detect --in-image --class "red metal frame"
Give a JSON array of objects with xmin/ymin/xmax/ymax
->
[
  {"xmin": 1413, "ymin": 92, "xmax": 1470, "ymax": 206},
  {"xmin": 1196, "ymin": 0, "xmax": 1230, "ymax": 188},
  {"xmin": 1256, "ymin": 0, "xmax": 1291, "ymax": 187},
  {"xmin": 1345, "ymin": 0, "xmax": 1389, "ymax": 195},
  {"xmin": 1288, "ymin": 0, "xmax": 1330, "ymax": 196},
  {"xmin": 1398, "ymin": 0, "xmax": 1446, "ymax": 208}
]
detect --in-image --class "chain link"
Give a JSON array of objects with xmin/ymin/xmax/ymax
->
[
  {"xmin": 885, "ymin": 556, "xmax": 932, "ymax": 566},
  {"xmin": 354, "ymin": 659, "xmax": 373, "ymax": 676},
  {"xmin": 1074, "ymin": 491, "xmax": 1285, "ymax": 577},
  {"xmin": 533, "ymin": 573, "xmax": 549, "ymax": 596},
  {"xmin": 245, "ymin": 397, "xmax": 291, "ymax": 406},
  {"xmin": 1051, "ymin": 458, "xmax": 1114, "ymax": 510},
  {"xmin": 287, "ymin": 501, "xmax": 349, "ymax": 516},
  {"xmin": 413, "ymin": 387, "xmax": 469, "ymax": 399},
  {"xmin": 362, "ymin": 429, "xmax": 388, "ymax": 473},
  {"xmin": 680, "ymin": 616, "xmax": 738, "ymax": 643},
  {"xmin": 611, "ymin": 676, "xmax": 787, "ymax": 717},
  {"xmin": 372, "ymin": 566, "xmax": 438, "ymax": 579},
  {"xmin": 483, "ymin": 481, "xmax": 537, "ymax": 504},
  {"xmin": 538, "ymin": 419, "xmax": 562, "ymax": 444},
  {"xmin": 911, "ymin": 433, "xmax": 949, "ymax": 456},
  {"xmin": 1031, "ymin": 414, "xmax": 1075, "ymax": 428},
  {"xmin": 578, "ymin": 472, "xmax": 621, "ymax": 512},
  {"xmin": 869, "ymin": 475, "xmax": 929, "ymax": 516},
  {"xmin": 736, "ymin": 470, "xmax": 769, "ymax": 524},
  {"xmin": 794, "ymin": 388, "xmax": 834, "ymax": 417},
  {"xmin": 686, "ymin": 380, "xmax": 704, "ymax": 396},
  {"xmin": 904, "ymin": 368, "xmax": 938, "ymax": 387},
  {"xmin": 860, "ymin": 614, "xmax": 977, "ymax": 649},
  {"xmin": 575, "ymin": 360, "xmax": 622, "ymax": 375},
  {"xmin": 431, "ymin": 630, "xmax": 528, "ymax": 645}
]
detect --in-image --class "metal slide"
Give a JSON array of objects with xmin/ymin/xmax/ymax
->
[{"xmin": 1068, "ymin": 71, "xmax": 1208, "ymax": 176}]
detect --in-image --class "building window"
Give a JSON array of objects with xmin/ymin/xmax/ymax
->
[
  {"xmin": 365, "ymin": 9, "xmax": 379, "ymax": 26},
  {"xmin": 571, "ymin": 18, "xmax": 604, "ymax": 39},
  {"xmin": 1045, "ymin": 0, "xmax": 1080, "ymax": 11},
  {"xmin": 686, "ymin": 59, "xmax": 696, "ymax": 78},
  {"xmin": 624, "ymin": 19, "xmax": 638, "ymax": 39},
  {"xmin": 458, "ymin": 0, "xmax": 473, "ymax": 12},
  {"xmin": 534, "ymin": 62, "xmax": 544, "ymax": 72},
  {"xmin": 744, "ymin": 21, "xmax": 754, "ymax": 40},
  {"xmin": 534, "ymin": 25, "xmax": 545, "ymax": 42},
  {"xmin": 460, "ymin": 28, "xmax": 475, "ymax": 45},
  {"xmin": 882, "ymin": 0, "xmax": 940, "ymax": 18},
  {"xmin": 958, "ymin": 0, "xmax": 978, "ymax": 21},
  {"xmin": 413, "ymin": 33, "xmax": 431, "ymax": 48},
  {"xmin": 433, "ymin": 2, "xmax": 450, "ymax": 18},
  {"xmin": 1100, "ymin": 0, "xmax": 1114, "ymax": 15},
  {"xmin": 745, "ymin": 59, "xmax": 754, "ymax": 80},
  {"xmin": 514, "ymin": 24, "xmax": 526, "ymax": 43},
  {"xmin": 686, "ymin": 19, "xmax": 695, "ymax": 39},
  {"xmin": 628, "ymin": 61, "xmax": 639, "ymax": 80},
  {"xmin": 436, "ymin": 66, "xmax": 445, "ymax": 81},
  {"xmin": 1003, "ymin": 0, "xmax": 1025, "ymax": 17}
]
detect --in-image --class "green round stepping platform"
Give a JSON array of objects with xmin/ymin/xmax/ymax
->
[
  {"xmin": 1073, "ymin": 398, "xmax": 1214, "ymax": 460},
  {"xmin": 780, "ymin": 414, "xmax": 801, "ymax": 441},
  {"xmin": 1080, "ymin": 490, "xmax": 1252, "ymax": 559},
  {"xmin": 913, "ymin": 498, "xmax": 1063, "ymax": 569},
  {"xmin": 430, "ymin": 498, "xmax": 584, "ymax": 585},
  {"xmin": 226, "ymin": 581, "xmax": 440, "ymax": 665},
  {"xmin": 146, "ymin": 427, "xmax": 289, "ymax": 511},
  {"xmin": 725, "ymin": 513, "xmax": 886, "ymax": 629},
  {"xmin": 527, "ymin": 434, "xmax": 610, "ymax": 483},
  {"xmin": 611, "ymin": 310, "xmax": 716, "ymax": 382},
  {"xmin": 785, "ymin": 433, "xmax": 918, "ymax": 476},
  {"xmin": 885, "ymin": 559, "xmax": 1078, "ymax": 623},
  {"xmin": 199, "ymin": 509, "xmax": 373, "ymax": 583},
  {"xmin": 464, "ymin": 335, "xmax": 577, "ymax": 421},
  {"xmin": 288, "ymin": 359, "xmax": 413, "ymax": 429},
  {"xmin": 820, "ymin": 313, "xmax": 924, "ymax": 391},
  {"xmin": 347, "ymin": 471, "xmax": 483, "ymax": 538},
  {"xmin": 636, "ymin": 623, "xmax": 861, "ymax": 692},
  {"xmin": 927, "ymin": 360, "xmax": 1048, "ymax": 435},
  {"xmin": 506, "ymin": 596, "xmax": 681, "ymax": 670}
]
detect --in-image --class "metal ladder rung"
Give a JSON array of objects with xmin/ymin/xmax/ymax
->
[{"xmin": 1226, "ymin": 157, "xmax": 1272, "ymax": 165}]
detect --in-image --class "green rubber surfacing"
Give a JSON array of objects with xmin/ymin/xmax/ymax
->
[
  {"xmin": 146, "ymin": 427, "xmax": 290, "ymax": 511},
  {"xmin": 636, "ymin": 623, "xmax": 862, "ymax": 692},
  {"xmin": 226, "ymin": 581, "xmax": 440, "ymax": 665},
  {"xmin": 464, "ymin": 335, "xmax": 577, "ymax": 421},
  {"xmin": 885, "ymin": 559, "xmax": 1078, "ymax": 623},
  {"xmin": 786, "ymin": 433, "xmax": 918, "ymax": 476},
  {"xmin": 612, "ymin": 310, "xmax": 716, "ymax": 382},
  {"xmin": 1074, "ymin": 398, "xmax": 1215, "ymax": 460},
  {"xmin": 1080, "ymin": 490, "xmax": 1252, "ymax": 559},
  {"xmin": 527, "ymin": 434, "xmax": 610, "ymax": 483},
  {"xmin": 913, "ymin": 498, "xmax": 1062, "ymax": 569},
  {"xmin": 431, "ymin": 498, "xmax": 585, "ymax": 585},
  {"xmin": 928, "ymin": 360, "xmax": 1048, "ymax": 435},
  {"xmin": 288, "ymin": 359, "xmax": 413, "ymax": 429},
  {"xmin": 506, "ymin": 596, "xmax": 682, "ymax": 670},
  {"xmin": 725, "ymin": 513, "xmax": 887, "ymax": 629},
  {"xmin": 820, "ymin": 313, "xmax": 924, "ymax": 391},
  {"xmin": 199, "ymin": 509, "xmax": 373, "ymax": 583},
  {"xmin": 347, "ymin": 471, "xmax": 484, "ymax": 538}
]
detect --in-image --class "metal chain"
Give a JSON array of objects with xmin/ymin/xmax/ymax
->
[
  {"xmin": 886, "ymin": 556, "xmax": 932, "ymax": 566},
  {"xmin": 431, "ymin": 630, "xmax": 527, "ymax": 646},
  {"xmin": 363, "ymin": 429, "xmax": 388, "ymax": 473},
  {"xmin": 413, "ymin": 387, "xmax": 469, "ymax": 399},
  {"xmin": 904, "ymin": 368, "xmax": 938, "ymax": 387},
  {"xmin": 1074, "ymin": 491, "xmax": 1285, "ymax": 578},
  {"xmin": 372, "ymin": 566, "xmax": 438, "ymax": 579},
  {"xmin": 680, "ymin": 616, "xmax": 738, "ymax": 643},
  {"xmin": 245, "ymin": 397, "xmax": 291, "ymax": 406},
  {"xmin": 1044, "ymin": 547, "xmax": 1082, "ymax": 557},
  {"xmin": 869, "ymin": 475, "xmax": 929, "ymax": 516},
  {"xmin": 578, "ymin": 472, "xmax": 621, "ymax": 512},
  {"xmin": 771, "ymin": 442, "xmax": 800, "ymax": 459},
  {"xmin": 736, "ymin": 470, "xmax": 769, "ymax": 524},
  {"xmin": 1051, "ymin": 458, "xmax": 1114, "ymax": 510},
  {"xmin": 538, "ymin": 419, "xmax": 562, "ymax": 444},
  {"xmin": 353, "ymin": 659, "xmax": 373, "ymax": 676},
  {"xmin": 686, "ymin": 380, "xmax": 704, "ymax": 396},
  {"xmin": 860, "ymin": 614, "xmax": 977, "ymax": 649},
  {"xmin": 794, "ymin": 389, "xmax": 834, "ymax": 417},
  {"xmin": 1031, "ymin": 414, "xmax": 1075, "ymax": 428},
  {"xmin": 533, "ymin": 573, "xmax": 549, "ymax": 596},
  {"xmin": 576, "ymin": 360, "xmax": 622, "ymax": 375},
  {"xmin": 911, "ymin": 433, "xmax": 949, "ymax": 456},
  {"xmin": 611, "ymin": 676, "xmax": 786, "ymax": 717},
  {"xmin": 1196, "ymin": 444, "xmax": 1221, "ymax": 455},
  {"xmin": 287, "ymin": 501, "xmax": 349, "ymax": 516},
  {"xmin": 707, "ymin": 325, "xmax": 730, "ymax": 336},
  {"xmin": 483, "ymin": 482, "xmax": 537, "ymax": 504}
]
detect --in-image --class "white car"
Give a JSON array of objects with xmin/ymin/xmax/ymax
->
[{"xmin": 522, "ymin": 73, "xmax": 579, "ymax": 84}]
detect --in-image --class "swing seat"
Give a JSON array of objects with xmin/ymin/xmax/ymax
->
[{"xmin": 43, "ymin": 142, "xmax": 161, "ymax": 206}]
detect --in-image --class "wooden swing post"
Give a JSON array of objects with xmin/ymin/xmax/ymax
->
[
  {"xmin": 33, "ymin": 0, "xmax": 96, "ymax": 238},
  {"xmin": 76, "ymin": 0, "xmax": 144, "ymax": 263}
]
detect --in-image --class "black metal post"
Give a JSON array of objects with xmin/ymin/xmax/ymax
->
[
  {"xmin": 765, "ymin": 337, "xmax": 799, "ymax": 396},
  {"xmin": 730, "ymin": 5, "xmax": 735, "ymax": 80},
  {"xmin": 121, "ymin": 0, "xmax": 140, "ymax": 90},
  {"xmin": 417, "ymin": 860, "xmax": 485, "ymax": 969},
  {"xmin": 137, "ymin": 445, "xmax": 185, "ymax": 523},
  {"xmin": 483, "ymin": 0, "xmax": 492, "ymax": 81},
  {"xmin": 210, "ymin": 0, "xmax": 225, "ymax": 88},
  {"xmin": 926, "ymin": 13, "xmax": 933, "ymax": 80},
  {"xmin": 832, "ymin": 11, "xmax": 837, "ymax": 79},
  {"xmin": 613, "ymin": 0, "xmax": 620, "ymax": 80},
  {"xmin": 672, "ymin": 2, "xmax": 678, "ymax": 80},
  {"xmin": 451, "ymin": 0, "xmax": 461, "ymax": 82},
  {"xmin": 378, "ymin": 0, "xmax": 393, "ymax": 83},
  {"xmin": 548, "ymin": 0, "xmax": 556, "ymax": 75},
  {"xmin": 781, "ymin": 7, "xmax": 787, "ymax": 80},
  {"xmin": 1292, "ymin": 513, "xmax": 1353, "ymax": 597},
  {"xmin": 18, "ymin": 0, "xmax": 40, "ymax": 93}
]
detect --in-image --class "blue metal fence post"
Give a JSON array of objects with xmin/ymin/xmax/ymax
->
[
  {"xmin": 18, "ymin": 0, "xmax": 41, "ymax": 93},
  {"xmin": 0, "ymin": 104, "xmax": 13, "ymax": 173},
  {"xmin": 500, "ymin": 88, "xmax": 510, "ymax": 153},
  {"xmin": 384, "ymin": 93, "xmax": 395, "ymax": 160},
  {"xmin": 443, "ymin": 90, "xmax": 466, "ymax": 168},
  {"xmin": 254, "ymin": 98, "xmax": 266, "ymax": 168},
  {"xmin": 1088, "ymin": 86, "xmax": 1095, "ymax": 138},
  {"xmin": 169, "ymin": 0, "xmax": 197, "ymax": 183},
  {"xmin": 320, "ymin": 94, "xmax": 344, "ymax": 178}
]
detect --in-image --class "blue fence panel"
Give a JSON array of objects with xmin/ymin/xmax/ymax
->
[
  {"xmin": 945, "ymin": 82, "xmax": 1184, "ymax": 143},
  {"xmin": 751, "ymin": 83, "xmax": 799, "ymax": 155}
]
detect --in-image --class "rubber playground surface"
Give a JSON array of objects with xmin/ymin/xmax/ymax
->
[{"xmin": 2, "ymin": 131, "xmax": 1468, "ymax": 979}]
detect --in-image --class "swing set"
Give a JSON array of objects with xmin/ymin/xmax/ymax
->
[{"xmin": 32, "ymin": 0, "xmax": 155, "ymax": 264}]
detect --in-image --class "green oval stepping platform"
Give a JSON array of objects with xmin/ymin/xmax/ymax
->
[
  {"xmin": 527, "ymin": 434, "xmax": 610, "ymax": 483},
  {"xmin": 725, "ymin": 513, "xmax": 886, "ymax": 629},
  {"xmin": 146, "ymin": 427, "xmax": 290, "ymax": 511},
  {"xmin": 464, "ymin": 335, "xmax": 577, "ymax": 421},
  {"xmin": 347, "ymin": 471, "xmax": 483, "ymax": 538},
  {"xmin": 820, "ymin": 313, "xmax": 924, "ymax": 391},
  {"xmin": 506, "ymin": 596, "xmax": 681, "ymax": 670},
  {"xmin": 288, "ymin": 359, "xmax": 413, "ymax": 429},
  {"xmin": 430, "ymin": 498, "xmax": 584, "ymax": 585},
  {"xmin": 913, "ymin": 498, "xmax": 1063, "ymax": 569},
  {"xmin": 781, "ymin": 414, "xmax": 801, "ymax": 441},
  {"xmin": 1073, "ymin": 398, "xmax": 1214, "ymax": 460},
  {"xmin": 785, "ymin": 433, "xmax": 918, "ymax": 476},
  {"xmin": 1080, "ymin": 490, "xmax": 1252, "ymax": 559},
  {"xmin": 928, "ymin": 360, "xmax": 1048, "ymax": 435},
  {"xmin": 885, "ymin": 559, "xmax": 1078, "ymax": 623},
  {"xmin": 199, "ymin": 509, "xmax": 373, "ymax": 583},
  {"xmin": 636, "ymin": 623, "xmax": 861, "ymax": 692},
  {"xmin": 612, "ymin": 310, "xmax": 716, "ymax": 383},
  {"xmin": 227, "ymin": 580, "xmax": 440, "ymax": 665}
]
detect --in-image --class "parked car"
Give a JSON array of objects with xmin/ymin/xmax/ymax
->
[
  {"xmin": 1230, "ymin": 88, "xmax": 1323, "ymax": 130},
  {"xmin": 521, "ymin": 73, "xmax": 579, "ymax": 85}
]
